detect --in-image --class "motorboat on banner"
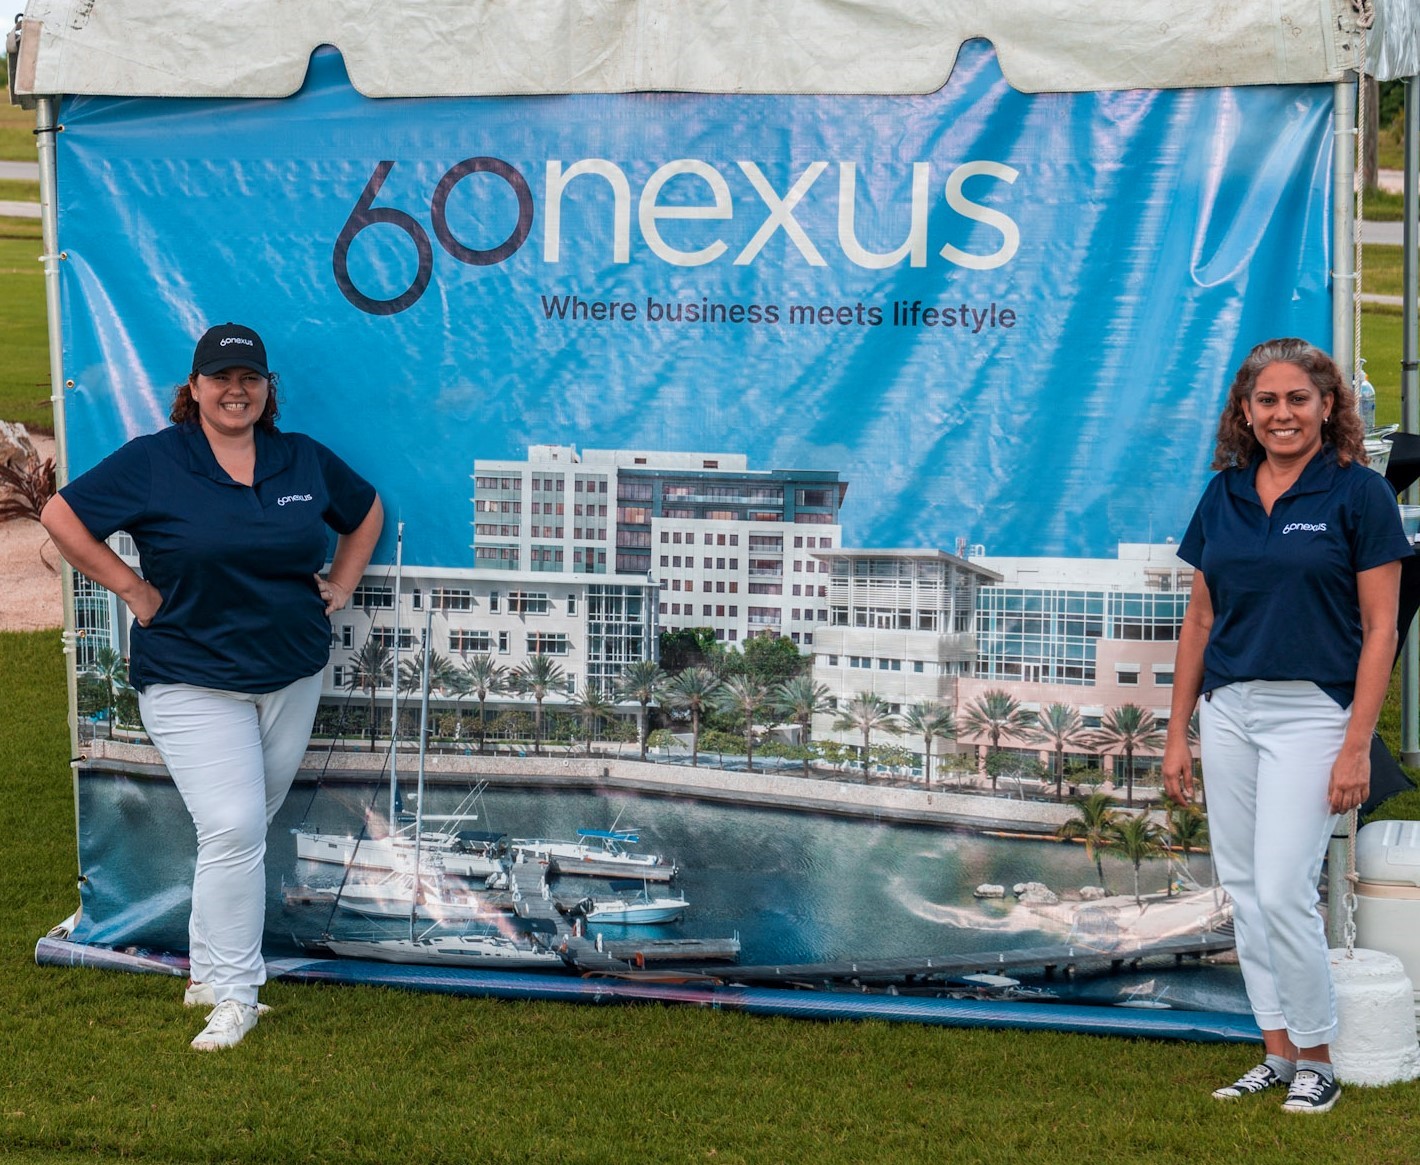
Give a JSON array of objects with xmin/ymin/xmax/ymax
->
[
  {"xmin": 296, "ymin": 786, "xmax": 509, "ymax": 878},
  {"xmin": 578, "ymin": 885, "xmax": 690, "ymax": 925},
  {"xmin": 321, "ymin": 930, "xmax": 563, "ymax": 968},
  {"xmin": 331, "ymin": 866, "xmax": 506, "ymax": 923},
  {"xmin": 509, "ymin": 829, "xmax": 677, "ymax": 881}
]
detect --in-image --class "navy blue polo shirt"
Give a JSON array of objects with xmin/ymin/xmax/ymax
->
[
  {"xmin": 61, "ymin": 422, "xmax": 376, "ymax": 693},
  {"xmin": 1178, "ymin": 445, "xmax": 1412, "ymax": 707}
]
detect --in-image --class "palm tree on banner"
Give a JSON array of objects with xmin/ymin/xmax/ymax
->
[
  {"xmin": 615, "ymin": 658, "xmax": 667, "ymax": 761},
  {"xmin": 1090, "ymin": 703, "xmax": 1165, "ymax": 807},
  {"xmin": 900, "ymin": 701, "xmax": 955, "ymax": 790},
  {"xmin": 398, "ymin": 650, "xmax": 456, "ymax": 747},
  {"xmin": 1165, "ymin": 801, "xmax": 1211, "ymax": 892},
  {"xmin": 442, "ymin": 666, "xmax": 472, "ymax": 742},
  {"xmin": 663, "ymin": 666, "xmax": 722, "ymax": 767},
  {"xmin": 772, "ymin": 675, "xmax": 832, "ymax": 776},
  {"xmin": 1109, "ymin": 811, "xmax": 1169, "ymax": 906},
  {"xmin": 957, "ymin": 689, "xmax": 1035, "ymax": 791},
  {"xmin": 1056, "ymin": 791, "xmax": 1120, "ymax": 893},
  {"xmin": 714, "ymin": 674, "xmax": 771, "ymax": 772},
  {"xmin": 1030, "ymin": 702, "xmax": 1088, "ymax": 802},
  {"xmin": 833, "ymin": 692, "xmax": 899, "ymax": 778},
  {"xmin": 459, "ymin": 653, "xmax": 506, "ymax": 755},
  {"xmin": 511, "ymin": 653, "xmax": 567, "ymax": 756},
  {"xmin": 572, "ymin": 683, "xmax": 617, "ymax": 757},
  {"xmin": 86, "ymin": 646, "xmax": 130, "ymax": 739},
  {"xmin": 345, "ymin": 639, "xmax": 393, "ymax": 751}
]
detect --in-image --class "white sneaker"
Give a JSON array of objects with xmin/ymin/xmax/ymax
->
[
  {"xmin": 190, "ymin": 1000, "xmax": 260, "ymax": 1051},
  {"xmin": 184, "ymin": 981, "xmax": 270, "ymax": 1014}
]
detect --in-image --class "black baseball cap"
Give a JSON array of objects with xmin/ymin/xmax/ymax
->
[{"xmin": 192, "ymin": 323, "xmax": 269, "ymax": 377}]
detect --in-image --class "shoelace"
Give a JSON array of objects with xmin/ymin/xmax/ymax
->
[
  {"xmin": 1232, "ymin": 1065, "xmax": 1275, "ymax": 1091},
  {"xmin": 1287, "ymin": 1071, "xmax": 1326, "ymax": 1101},
  {"xmin": 203, "ymin": 1001, "xmax": 249, "ymax": 1033}
]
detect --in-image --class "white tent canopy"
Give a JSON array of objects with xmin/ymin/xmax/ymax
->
[{"xmin": 9, "ymin": 0, "xmax": 1419, "ymax": 101}]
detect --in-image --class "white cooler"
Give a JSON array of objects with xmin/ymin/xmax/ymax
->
[{"xmin": 1353, "ymin": 820, "xmax": 1420, "ymax": 1026}]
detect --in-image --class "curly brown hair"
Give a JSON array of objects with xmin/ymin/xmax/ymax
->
[
  {"xmin": 168, "ymin": 372, "xmax": 280, "ymax": 432},
  {"xmin": 1210, "ymin": 338, "xmax": 1367, "ymax": 470}
]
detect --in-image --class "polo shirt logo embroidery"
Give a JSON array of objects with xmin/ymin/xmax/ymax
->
[
  {"xmin": 277, "ymin": 493, "xmax": 314, "ymax": 506},
  {"xmin": 1281, "ymin": 522, "xmax": 1327, "ymax": 534}
]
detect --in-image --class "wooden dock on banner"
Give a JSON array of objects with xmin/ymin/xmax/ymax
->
[
  {"xmin": 721, "ymin": 933, "xmax": 1236, "ymax": 986},
  {"xmin": 504, "ymin": 874, "xmax": 742, "ymax": 971}
]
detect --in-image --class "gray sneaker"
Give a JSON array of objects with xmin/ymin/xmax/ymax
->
[
  {"xmin": 190, "ymin": 1000, "xmax": 259, "ymax": 1051},
  {"xmin": 1212, "ymin": 1063, "xmax": 1287, "ymax": 1100},
  {"xmin": 1281, "ymin": 1069, "xmax": 1341, "ymax": 1114}
]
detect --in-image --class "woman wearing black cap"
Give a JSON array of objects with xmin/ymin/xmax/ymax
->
[{"xmin": 42, "ymin": 323, "xmax": 383, "ymax": 1051}]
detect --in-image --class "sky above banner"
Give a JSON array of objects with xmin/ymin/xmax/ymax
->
[{"xmin": 55, "ymin": 42, "xmax": 1334, "ymax": 567}]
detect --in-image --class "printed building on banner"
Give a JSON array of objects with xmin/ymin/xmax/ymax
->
[
  {"xmin": 473, "ymin": 445, "xmax": 846, "ymax": 649},
  {"xmin": 808, "ymin": 543, "xmax": 1191, "ymax": 780},
  {"xmin": 328, "ymin": 569, "xmax": 659, "ymax": 711},
  {"xmin": 85, "ymin": 504, "xmax": 1191, "ymax": 780}
]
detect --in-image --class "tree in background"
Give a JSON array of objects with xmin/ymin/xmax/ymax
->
[
  {"xmin": 458, "ymin": 653, "xmax": 506, "ymax": 755},
  {"xmin": 616, "ymin": 658, "xmax": 667, "ymax": 761},
  {"xmin": 571, "ymin": 683, "xmax": 616, "ymax": 756},
  {"xmin": 1056, "ymin": 791, "xmax": 1120, "ymax": 892},
  {"xmin": 900, "ymin": 701, "xmax": 955, "ymax": 790},
  {"xmin": 734, "ymin": 634, "xmax": 807, "ymax": 687},
  {"xmin": 714, "ymin": 674, "xmax": 771, "ymax": 772},
  {"xmin": 958, "ymin": 689, "xmax": 1035, "ymax": 791},
  {"xmin": 663, "ymin": 666, "xmax": 721, "ymax": 767},
  {"xmin": 85, "ymin": 646, "xmax": 129, "ymax": 739},
  {"xmin": 1030, "ymin": 702, "xmax": 1089, "ymax": 802},
  {"xmin": 1108, "ymin": 811, "xmax": 1169, "ymax": 906},
  {"xmin": 773, "ymin": 675, "xmax": 832, "ymax": 776},
  {"xmin": 1090, "ymin": 703, "xmax": 1165, "ymax": 807},
  {"xmin": 1166, "ymin": 801, "xmax": 1210, "ymax": 890},
  {"xmin": 833, "ymin": 692, "xmax": 899, "ymax": 777},
  {"xmin": 345, "ymin": 639, "xmax": 392, "ymax": 752},
  {"xmin": 510, "ymin": 654, "xmax": 567, "ymax": 756},
  {"xmin": 398, "ymin": 649, "xmax": 456, "ymax": 745},
  {"xmin": 658, "ymin": 627, "xmax": 721, "ymax": 673}
]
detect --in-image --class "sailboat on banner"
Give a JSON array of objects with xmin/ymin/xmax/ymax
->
[
  {"xmin": 295, "ymin": 521, "xmax": 509, "ymax": 879},
  {"xmin": 309, "ymin": 575, "xmax": 562, "ymax": 968}
]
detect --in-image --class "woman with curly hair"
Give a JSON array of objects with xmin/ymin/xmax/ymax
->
[
  {"xmin": 42, "ymin": 323, "xmax": 383, "ymax": 1051},
  {"xmin": 1162, "ymin": 338, "xmax": 1410, "ymax": 1114}
]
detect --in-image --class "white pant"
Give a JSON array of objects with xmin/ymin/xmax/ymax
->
[
  {"xmin": 138, "ymin": 672, "xmax": 323, "ymax": 1006},
  {"xmin": 1200, "ymin": 680, "xmax": 1348, "ymax": 1047}
]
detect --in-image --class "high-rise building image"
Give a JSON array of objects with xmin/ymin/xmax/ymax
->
[{"xmin": 473, "ymin": 446, "xmax": 846, "ymax": 649}]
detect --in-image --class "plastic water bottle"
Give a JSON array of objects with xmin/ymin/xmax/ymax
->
[{"xmin": 1358, "ymin": 360, "xmax": 1376, "ymax": 433}]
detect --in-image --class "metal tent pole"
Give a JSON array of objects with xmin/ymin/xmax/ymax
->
[
  {"xmin": 1333, "ymin": 77, "xmax": 1358, "ymax": 381},
  {"xmin": 1402, "ymin": 75, "xmax": 1420, "ymax": 767},
  {"xmin": 31, "ymin": 91, "xmax": 87, "ymax": 881}
]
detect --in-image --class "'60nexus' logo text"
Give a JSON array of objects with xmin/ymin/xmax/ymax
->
[{"xmin": 332, "ymin": 157, "xmax": 1021, "ymax": 316}]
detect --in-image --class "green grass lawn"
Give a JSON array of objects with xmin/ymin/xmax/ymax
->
[
  {"xmin": 1361, "ymin": 244, "xmax": 1409, "ymax": 301},
  {"xmin": 3, "ymin": 628, "xmax": 1420, "ymax": 1165},
  {"xmin": 0, "ymin": 98, "xmax": 37, "ymax": 161},
  {"xmin": 0, "ymin": 216, "xmax": 51, "ymax": 432},
  {"xmin": 0, "ymin": 178, "xmax": 40, "ymax": 201}
]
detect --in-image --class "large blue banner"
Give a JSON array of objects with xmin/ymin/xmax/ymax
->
[
  {"xmin": 57, "ymin": 43, "xmax": 1333, "ymax": 566},
  {"xmin": 53, "ymin": 44, "xmax": 1331, "ymax": 1009}
]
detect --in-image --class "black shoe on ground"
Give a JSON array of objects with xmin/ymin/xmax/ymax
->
[
  {"xmin": 1211, "ymin": 1063, "xmax": 1287, "ymax": 1100},
  {"xmin": 1280, "ymin": 1069, "xmax": 1340, "ymax": 1114},
  {"xmin": 1283, "ymin": 1068, "xmax": 1334, "ymax": 1113}
]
